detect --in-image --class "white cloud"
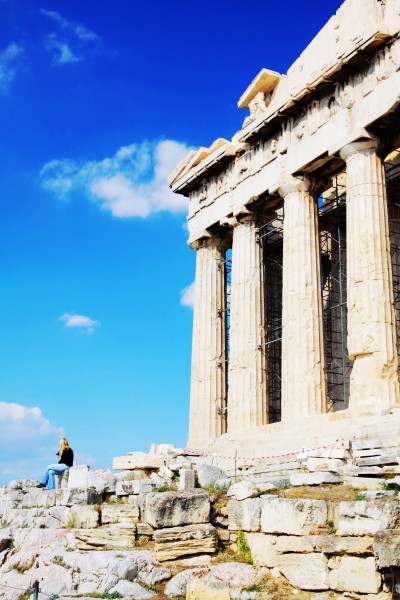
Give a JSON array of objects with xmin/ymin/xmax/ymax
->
[
  {"xmin": 180, "ymin": 281, "xmax": 195, "ymax": 308},
  {"xmin": 44, "ymin": 33, "xmax": 79, "ymax": 65},
  {"xmin": 59, "ymin": 313, "xmax": 100, "ymax": 333},
  {"xmin": 41, "ymin": 9, "xmax": 100, "ymax": 42},
  {"xmin": 0, "ymin": 42, "xmax": 24, "ymax": 91},
  {"xmin": 40, "ymin": 139, "xmax": 192, "ymax": 219}
]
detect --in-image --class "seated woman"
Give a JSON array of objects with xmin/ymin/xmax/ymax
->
[{"xmin": 36, "ymin": 438, "xmax": 74, "ymax": 489}]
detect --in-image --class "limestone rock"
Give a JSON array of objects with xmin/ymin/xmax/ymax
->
[
  {"xmin": 137, "ymin": 564, "xmax": 172, "ymax": 585},
  {"xmin": 67, "ymin": 465, "xmax": 89, "ymax": 488},
  {"xmin": 329, "ymin": 556, "xmax": 381, "ymax": 594},
  {"xmin": 338, "ymin": 500, "xmax": 400, "ymax": 536},
  {"xmin": 164, "ymin": 568, "xmax": 212, "ymax": 597},
  {"xmin": 227, "ymin": 480, "xmax": 260, "ymax": 500},
  {"xmin": 70, "ymin": 505, "xmax": 99, "ymax": 528},
  {"xmin": 187, "ymin": 579, "xmax": 230, "ymax": 600},
  {"xmin": 154, "ymin": 523, "xmax": 217, "ymax": 561},
  {"xmin": 290, "ymin": 472, "xmax": 342, "ymax": 486},
  {"xmin": 101, "ymin": 503, "xmax": 140, "ymax": 525},
  {"xmin": 116, "ymin": 478, "xmax": 157, "ymax": 496},
  {"xmin": 246, "ymin": 533, "xmax": 278, "ymax": 567},
  {"xmin": 274, "ymin": 534, "xmax": 373, "ymax": 555},
  {"xmin": 87, "ymin": 469, "xmax": 117, "ymax": 493},
  {"xmin": 210, "ymin": 561, "xmax": 256, "ymax": 588},
  {"xmin": 228, "ymin": 498, "xmax": 261, "ymax": 532},
  {"xmin": 276, "ymin": 553, "xmax": 329, "ymax": 590},
  {"xmin": 145, "ymin": 490, "xmax": 210, "ymax": 529},
  {"xmin": 113, "ymin": 452, "xmax": 168, "ymax": 470},
  {"xmin": 75, "ymin": 525, "xmax": 136, "ymax": 550},
  {"xmin": 374, "ymin": 529, "xmax": 400, "ymax": 567},
  {"xmin": 59, "ymin": 488, "xmax": 103, "ymax": 506},
  {"xmin": 178, "ymin": 469, "xmax": 195, "ymax": 491},
  {"xmin": 109, "ymin": 579, "xmax": 155, "ymax": 598},
  {"xmin": 306, "ymin": 457, "xmax": 346, "ymax": 472},
  {"xmin": 214, "ymin": 478, "xmax": 231, "ymax": 491},
  {"xmin": 197, "ymin": 464, "xmax": 227, "ymax": 487},
  {"xmin": 261, "ymin": 496, "xmax": 328, "ymax": 535}
]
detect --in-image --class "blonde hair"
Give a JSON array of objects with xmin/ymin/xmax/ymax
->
[{"xmin": 59, "ymin": 438, "xmax": 70, "ymax": 452}]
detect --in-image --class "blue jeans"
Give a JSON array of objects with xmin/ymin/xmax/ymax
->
[{"xmin": 41, "ymin": 463, "xmax": 69, "ymax": 489}]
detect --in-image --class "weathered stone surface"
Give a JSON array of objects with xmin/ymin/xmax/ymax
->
[
  {"xmin": 306, "ymin": 457, "xmax": 346, "ymax": 472},
  {"xmin": 276, "ymin": 553, "xmax": 329, "ymax": 590},
  {"xmin": 227, "ymin": 480, "xmax": 259, "ymax": 500},
  {"xmin": 137, "ymin": 522, "xmax": 154, "ymax": 536},
  {"xmin": 228, "ymin": 498, "xmax": 261, "ymax": 532},
  {"xmin": 67, "ymin": 465, "xmax": 89, "ymax": 488},
  {"xmin": 101, "ymin": 503, "xmax": 139, "ymax": 525},
  {"xmin": 344, "ymin": 476, "xmax": 386, "ymax": 490},
  {"xmin": 113, "ymin": 452, "xmax": 169, "ymax": 470},
  {"xmin": 252, "ymin": 477, "xmax": 290, "ymax": 493},
  {"xmin": 87, "ymin": 469, "xmax": 117, "ymax": 493},
  {"xmin": 290, "ymin": 472, "xmax": 342, "ymax": 486},
  {"xmin": 154, "ymin": 523, "xmax": 217, "ymax": 561},
  {"xmin": 261, "ymin": 496, "xmax": 327, "ymax": 535},
  {"xmin": 137, "ymin": 564, "xmax": 172, "ymax": 586},
  {"xmin": 187, "ymin": 579, "xmax": 230, "ymax": 600},
  {"xmin": 75, "ymin": 525, "xmax": 136, "ymax": 550},
  {"xmin": 145, "ymin": 490, "xmax": 210, "ymax": 529},
  {"xmin": 59, "ymin": 488, "xmax": 103, "ymax": 506},
  {"xmin": 116, "ymin": 478, "xmax": 157, "ymax": 496},
  {"xmin": 338, "ymin": 500, "xmax": 400, "ymax": 536},
  {"xmin": 17, "ymin": 489, "xmax": 60, "ymax": 508},
  {"xmin": 374, "ymin": 529, "xmax": 400, "ymax": 567},
  {"xmin": 211, "ymin": 561, "xmax": 256, "ymax": 588},
  {"xmin": 360, "ymin": 490, "xmax": 397, "ymax": 499},
  {"xmin": 178, "ymin": 469, "xmax": 195, "ymax": 491},
  {"xmin": 197, "ymin": 464, "xmax": 227, "ymax": 487},
  {"xmin": 0, "ymin": 535, "xmax": 11, "ymax": 552},
  {"xmin": 109, "ymin": 579, "xmax": 155, "ymax": 599},
  {"xmin": 329, "ymin": 556, "xmax": 381, "ymax": 594},
  {"xmin": 246, "ymin": 533, "xmax": 278, "ymax": 566},
  {"xmin": 70, "ymin": 505, "xmax": 99, "ymax": 528},
  {"xmin": 275, "ymin": 534, "xmax": 374, "ymax": 555},
  {"xmin": 164, "ymin": 568, "xmax": 212, "ymax": 597}
]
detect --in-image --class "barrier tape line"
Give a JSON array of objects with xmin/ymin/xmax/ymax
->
[{"xmin": 182, "ymin": 438, "xmax": 348, "ymax": 461}]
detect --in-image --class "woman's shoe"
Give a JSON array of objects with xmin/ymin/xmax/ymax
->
[{"xmin": 36, "ymin": 483, "xmax": 46, "ymax": 488}]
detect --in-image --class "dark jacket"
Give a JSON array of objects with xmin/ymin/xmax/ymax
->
[{"xmin": 59, "ymin": 448, "xmax": 74, "ymax": 467}]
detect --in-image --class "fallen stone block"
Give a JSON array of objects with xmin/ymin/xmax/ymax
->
[
  {"xmin": 186, "ymin": 579, "xmax": 230, "ymax": 599},
  {"xmin": 154, "ymin": 523, "xmax": 217, "ymax": 561},
  {"xmin": 329, "ymin": 556, "xmax": 381, "ymax": 594},
  {"xmin": 227, "ymin": 480, "xmax": 259, "ymax": 501},
  {"xmin": 358, "ymin": 455, "xmax": 398, "ymax": 467},
  {"xmin": 101, "ymin": 503, "xmax": 139, "ymax": 525},
  {"xmin": 343, "ymin": 476, "xmax": 386, "ymax": 490},
  {"xmin": 67, "ymin": 465, "xmax": 89, "ymax": 488},
  {"xmin": 261, "ymin": 496, "xmax": 328, "ymax": 536},
  {"xmin": 246, "ymin": 533, "xmax": 278, "ymax": 567},
  {"xmin": 108, "ymin": 579, "xmax": 154, "ymax": 599},
  {"xmin": 116, "ymin": 478, "xmax": 157, "ymax": 496},
  {"xmin": 359, "ymin": 490, "xmax": 397, "ymax": 499},
  {"xmin": 59, "ymin": 488, "xmax": 102, "ymax": 507},
  {"xmin": 145, "ymin": 490, "xmax": 210, "ymax": 529},
  {"xmin": 274, "ymin": 534, "xmax": 374, "ymax": 555},
  {"xmin": 75, "ymin": 525, "xmax": 136, "ymax": 550},
  {"xmin": 69, "ymin": 505, "xmax": 99, "ymax": 528},
  {"xmin": 87, "ymin": 469, "xmax": 117, "ymax": 493},
  {"xmin": 306, "ymin": 457, "xmax": 346, "ymax": 472},
  {"xmin": 374, "ymin": 529, "xmax": 400, "ymax": 567},
  {"xmin": 113, "ymin": 452, "xmax": 169, "ymax": 470},
  {"xmin": 252, "ymin": 477, "xmax": 290, "ymax": 493},
  {"xmin": 290, "ymin": 472, "xmax": 342, "ymax": 486},
  {"xmin": 276, "ymin": 553, "xmax": 329, "ymax": 590},
  {"xmin": 178, "ymin": 469, "xmax": 195, "ymax": 491},
  {"xmin": 228, "ymin": 498, "xmax": 261, "ymax": 532},
  {"xmin": 338, "ymin": 500, "xmax": 400, "ymax": 536},
  {"xmin": 17, "ymin": 489, "xmax": 60, "ymax": 508},
  {"xmin": 197, "ymin": 464, "xmax": 227, "ymax": 487}
]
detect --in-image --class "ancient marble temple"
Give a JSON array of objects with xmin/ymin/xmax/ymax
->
[{"xmin": 170, "ymin": 0, "xmax": 400, "ymax": 452}]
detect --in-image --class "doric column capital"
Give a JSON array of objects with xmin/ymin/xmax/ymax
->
[
  {"xmin": 190, "ymin": 232, "xmax": 229, "ymax": 252},
  {"xmin": 339, "ymin": 139, "xmax": 379, "ymax": 162},
  {"xmin": 278, "ymin": 174, "xmax": 313, "ymax": 198}
]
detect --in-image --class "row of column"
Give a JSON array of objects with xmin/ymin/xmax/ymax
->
[{"xmin": 188, "ymin": 139, "xmax": 400, "ymax": 449}]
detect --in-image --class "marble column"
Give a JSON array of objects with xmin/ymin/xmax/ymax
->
[
  {"xmin": 187, "ymin": 235, "xmax": 228, "ymax": 448},
  {"xmin": 227, "ymin": 214, "xmax": 267, "ymax": 434},
  {"xmin": 279, "ymin": 176, "xmax": 327, "ymax": 420},
  {"xmin": 340, "ymin": 140, "xmax": 400, "ymax": 413}
]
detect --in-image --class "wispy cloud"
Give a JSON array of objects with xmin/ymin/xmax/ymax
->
[
  {"xmin": 44, "ymin": 33, "xmax": 79, "ymax": 65},
  {"xmin": 40, "ymin": 139, "xmax": 191, "ymax": 218},
  {"xmin": 41, "ymin": 8, "xmax": 100, "ymax": 65},
  {"xmin": 180, "ymin": 281, "xmax": 195, "ymax": 308},
  {"xmin": 59, "ymin": 313, "xmax": 100, "ymax": 334},
  {"xmin": 41, "ymin": 9, "xmax": 100, "ymax": 42},
  {"xmin": 0, "ymin": 42, "xmax": 24, "ymax": 91}
]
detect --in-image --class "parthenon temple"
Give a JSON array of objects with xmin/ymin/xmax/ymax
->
[{"xmin": 170, "ymin": 0, "xmax": 400, "ymax": 455}]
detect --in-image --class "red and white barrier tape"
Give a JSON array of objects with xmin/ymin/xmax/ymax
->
[{"xmin": 182, "ymin": 438, "xmax": 349, "ymax": 461}]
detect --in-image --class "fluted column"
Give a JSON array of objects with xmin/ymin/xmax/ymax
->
[
  {"xmin": 188, "ymin": 235, "xmax": 228, "ymax": 448},
  {"xmin": 340, "ymin": 140, "xmax": 399, "ymax": 413},
  {"xmin": 227, "ymin": 214, "xmax": 267, "ymax": 433},
  {"xmin": 279, "ymin": 176, "xmax": 327, "ymax": 420}
]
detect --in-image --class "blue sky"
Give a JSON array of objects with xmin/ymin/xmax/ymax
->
[{"xmin": 0, "ymin": 0, "xmax": 343, "ymax": 484}]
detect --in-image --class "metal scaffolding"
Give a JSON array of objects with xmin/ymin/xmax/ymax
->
[
  {"xmin": 259, "ymin": 214, "xmax": 283, "ymax": 423},
  {"xmin": 319, "ymin": 174, "xmax": 350, "ymax": 411},
  {"xmin": 386, "ymin": 151, "xmax": 400, "ymax": 374}
]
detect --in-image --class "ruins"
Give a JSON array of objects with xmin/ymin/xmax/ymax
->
[{"xmin": 169, "ymin": 0, "xmax": 400, "ymax": 455}]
